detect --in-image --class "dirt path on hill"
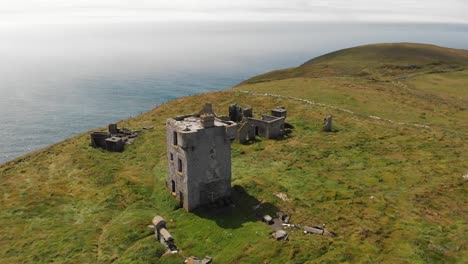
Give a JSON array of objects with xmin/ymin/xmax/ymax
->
[{"xmin": 234, "ymin": 89, "xmax": 431, "ymax": 129}]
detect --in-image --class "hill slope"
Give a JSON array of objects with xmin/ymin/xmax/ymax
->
[
  {"xmin": 1, "ymin": 43, "xmax": 467, "ymax": 263},
  {"xmin": 242, "ymin": 43, "xmax": 468, "ymax": 83}
]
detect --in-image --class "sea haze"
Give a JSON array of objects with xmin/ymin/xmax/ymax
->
[{"xmin": 1, "ymin": 22, "xmax": 467, "ymax": 164}]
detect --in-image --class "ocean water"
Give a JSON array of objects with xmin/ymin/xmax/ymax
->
[{"xmin": 1, "ymin": 22, "xmax": 467, "ymax": 164}]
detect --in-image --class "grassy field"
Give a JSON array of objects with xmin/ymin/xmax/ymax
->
[
  {"xmin": 0, "ymin": 43, "xmax": 467, "ymax": 263},
  {"xmin": 242, "ymin": 43, "xmax": 468, "ymax": 83}
]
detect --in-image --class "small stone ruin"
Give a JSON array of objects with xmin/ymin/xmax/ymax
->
[
  {"xmin": 262, "ymin": 212, "xmax": 291, "ymax": 241},
  {"xmin": 184, "ymin": 256, "xmax": 213, "ymax": 264},
  {"xmin": 228, "ymin": 103, "xmax": 245, "ymax": 122},
  {"xmin": 272, "ymin": 230, "xmax": 288, "ymax": 240},
  {"xmin": 304, "ymin": 225, "xmax": 335, "ymax": 237},
  {"xmin": 228, "ymin": 103, "xmax": 291, "ymax": 144},
  {"xmin": 261, "ymin": 211, "xmax": 335, "ymax": 241},
  {"xmin": 323, "ymin": 115, "xmax": 333, "ymax": 132},
  {"xmin": 262, "ymin": 215, "xmax": 274, "ymax": 225},
  {"xmin": 90, "ymin": 123, "xmax": 141, "ymax": 152},
  {"xmin": 149, "ymin": 215, "xmax": 178, "ymax": 253}
]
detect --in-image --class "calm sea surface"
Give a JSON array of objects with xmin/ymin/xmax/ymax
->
[{"xmin": 1, "ymin": 22, "xmax": 467, "ymax": 164}]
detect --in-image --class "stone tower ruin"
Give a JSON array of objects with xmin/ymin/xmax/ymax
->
[{"xmin": 166, "ymin": 103, "xmax": 236, "ymax": 212}]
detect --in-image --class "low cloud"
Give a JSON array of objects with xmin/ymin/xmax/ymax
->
[{"xmin": 1, "ymin": 0, "xmax": 467, "ymax": 25}]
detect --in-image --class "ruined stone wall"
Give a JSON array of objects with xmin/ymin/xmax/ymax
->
[
  {"xmin": 91, "ymin": 132, "xmax": 110, "ymax": 148},
  {"xmin": 323, "ymin": 115, "xmax": 333, "ymax": 132},
  {"xmin": 166, "ymin": 120, "xmax": 190, "ymax": 210},
  {"xmin": 184, "ymin": 126, "xmax": 231, "ymax": 211},
  {"xmin": 225, "ymin": 123, "xmax": 239, "ymax": 141},
  {"xmin": 248, "ymin": 118, "xmax": 268, "ymax": 138},
  {"xmin": 261, "ymin": 115, "xmax": 279, "ymax": 122},
  {"xmin": 228, "ymin": 104, "xmax": 243, "ymax": 122},
  {"xmin": 237, "ymin": 121, "xmax": 253, "ymax": 144},
  {"xmin": 262, "ymin": 115, "xmax": 285, "ymax": 139},
  {"xmin": 248, "ymin": 116, "xmax": 285, "ymax": 139},
  {"xmin": 271, "ymin": 108, "xmax": 287, "ymax": 118}
]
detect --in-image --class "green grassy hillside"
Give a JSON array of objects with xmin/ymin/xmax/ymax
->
[
  {"xmin": 242, "ymin": 43, "xmax": 468, "ymax": 83},
  {"xmin": 1, "ymin": 43, "xmax": 467, "ymax": 263}
]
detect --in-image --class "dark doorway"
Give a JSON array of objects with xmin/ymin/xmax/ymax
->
[
  {"xmin": 179, "ymin": 191, "xmax": 184, "ymax": 208},
  {"xmin": 173, "ymin": 131, "xmax": 178, "ymax": 145},
  {"xmin": 255, "ymin": 126, "xmax": 259, "ymax": 136},
  {"xmin": 171, "ymin": 180, "xmax": 176, "ymax": 193},
  {"xmin": 178, "ymin": 158, "xmax": 183, "ymax": 173}
]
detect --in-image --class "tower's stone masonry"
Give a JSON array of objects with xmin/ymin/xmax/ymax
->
[{"xmin": 166, "ymin": 103, "xmax": 236, "ymax": 212}]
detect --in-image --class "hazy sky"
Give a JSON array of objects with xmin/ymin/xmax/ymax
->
[{"xmin": 1, "ymin": 0, "xmax": 467, "ymax": 25}]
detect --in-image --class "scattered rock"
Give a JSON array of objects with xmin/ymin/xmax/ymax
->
[
  {"xmin": 263, "ymin": 215, "xmax": 274, "ymax": 225},
  {"xmin": 304, "ymin": 226, "xmax": 324, "ymax": 235},
  {"xmin": 275, "ymin": 193, "xmax": 291, "ymax": 202},
  {"xmin": 323, "ymin": 115, "xmax": 333, "ymax": 132},
  {"xmin": 252, "ymin": 203, "xmax": 262, "ymax": 210},
  {"xmin": 185, "ymin": 256, "xmax": 212, "ymax": 264},
  {"xmin": 276, "ymin": 211, "xmax": 290, "ymax": 223},
  {"xmin": 272, "ymin": 230, "xmax": 288, "ymax": 240},
  {"xmin": 304, "ymin": 225, "xmax": 335, "ymax": 237}
]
